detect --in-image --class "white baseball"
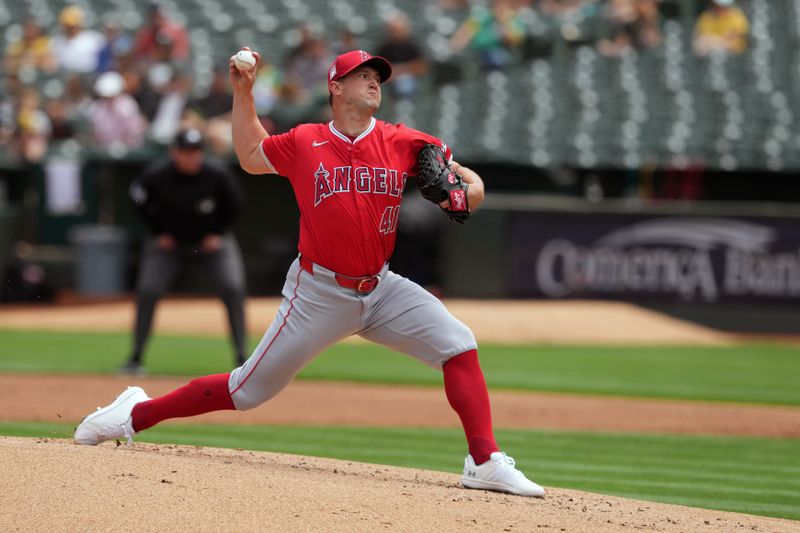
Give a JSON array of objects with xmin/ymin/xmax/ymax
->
[{"xmin": 233, "ymin": 50, "xmax": 256, "ymax": 71}]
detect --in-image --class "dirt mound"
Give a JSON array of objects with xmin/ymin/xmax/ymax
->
[
  {"xmin": 0, "ymin": 297, "xmax": 731, "ymax": 345},
  {"xmin": 1, "ymin": 437, "xmax": 794, "ymax": 532}
]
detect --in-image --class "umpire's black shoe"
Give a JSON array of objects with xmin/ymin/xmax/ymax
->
[{"xmin": 119, "ymin": 360, "xmax": 147, "ymax": 377}]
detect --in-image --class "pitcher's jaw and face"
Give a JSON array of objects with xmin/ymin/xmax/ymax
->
[{"xmin": 329, "ymin": 66, "xmax": 382, "ymax": 113}]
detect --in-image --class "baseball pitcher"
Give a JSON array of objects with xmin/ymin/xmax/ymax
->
[{"xmin": 75, "ymin": 48, "xmax": 544, "ymax": 498}]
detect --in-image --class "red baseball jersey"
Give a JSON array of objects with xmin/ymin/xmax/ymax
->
[{"xmin": 260, "ymin": 117, "xmax": 452, "ymax": 277}]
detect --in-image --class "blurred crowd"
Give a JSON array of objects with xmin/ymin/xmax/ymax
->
[{"xmin": 0, "ymin": 0, "xmax": 749, "ymax": 164}]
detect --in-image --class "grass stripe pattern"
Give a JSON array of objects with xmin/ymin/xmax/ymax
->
[{"xmin": 1, "ymin": 330, "xmax": 799, "ymax": 405}]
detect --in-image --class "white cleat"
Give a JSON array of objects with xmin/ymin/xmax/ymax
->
[
  {"xmin": 462, "ymin": 451, "xmax": 545, "ymax": 497},
  {"xmin": 74, "ymin": 386, "xmax": 150, "ymax": 446}
]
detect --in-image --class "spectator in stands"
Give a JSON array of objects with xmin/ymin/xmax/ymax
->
[
  {"xmin": 186, "ymin": 67, "xmax": 234, "ymax": 154},
  {"xmin": 266, "ymin": 79, "xmax": 329, "ymax": 133},
  {"xmin": 252, "ymin": 56, "xmax": 283, "ymax": 119},
  {"xmin": 539, "ymin": 0, "xmax": 603, "ymax": 45},
  {"xmin": 0, "ymin": 75, "xmax": 21, "ymax": 153},
  {"xmin": 44, "ymin": 96, "xmax": 79, "ymax": 145},
  {"xmin": 276, "ymin": 27, "xmax": 332, "ymax": 127},
  {"xmin": 149, "ymin": 69, "xmax": 192, "ymax": 145},
  {"xmin": 51, "ymin": 6, "xmax": 105, "ymax": 74},
  {"xmin": 123, "ymin": 128, "xmax": 247, "ymax": 374},
  {"xmin": 87, "ymin": 71, "xmax": 146, "ymax": 150},
  {"xmin": 450, "ymin": 0, "xmax": 526, "ymax": 70},
  {"xmin": 14, "ymin": 88, "xmax": 51, "ymax": 163},
  {"xmin": 130, "ymin": 50, "xmax": 175, "ymax": 126},
  {"xmin": 62, "ymin": 74, "xmax": 94, "ymax": 123},
  {"xmin": 3, "ymin": 18, "xmax": 56, "ymax": 74},
  {"xmin": 539, "ymin": 0, "xmax": 586, "ymax": 14},
  {"xmin": 598, "ymin": 0, "xmax": 662, "ymax": 57},
  {"xmin": 284, "ymin": 33, "xmax": 334, "ymax": 98},
  {"xmin": 283, "ymin": 24, "xmax": 318, "ymax": 67},
  {"xmin": 377, "ymin": 12, "xmax": 428, "ymax": 100},
  {"xmin": 96, "ymin": 14, "xmax": 134, "ymax": 73},
  {"xmin": 693, "ymin": 0, "xmax": 749, "ymax": 56},
  {"xmin": 146, "ymin": 28, "xmax": 180, "ymax": 70},
  {"xmin": 438, "ymin": 0, "xmax": 469, "ymax": 9},
  {"xmin": 331, "ymin": 28, "xmax": 360, "ymax": 56},
  {"xmin": 22, "ymin": 74, "xmax": 90, "ymax": 155},
  {"xmin": 133, "ymin": 3, "xmax": 190, "ymax": 63},
  {"xmin": 188, "ymin": 68, "xmax": 233, "ymax": 122}
]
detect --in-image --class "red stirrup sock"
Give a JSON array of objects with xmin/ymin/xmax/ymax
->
[
  {"xmin": 442, "ymin": 349, "xmax": 499, "ymax": 465},
  {"xmin": 131, "ymin": 373, "xmax": 236, "ymax": 432}
]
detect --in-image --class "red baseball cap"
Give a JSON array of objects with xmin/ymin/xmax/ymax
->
[{"xmin": 328, "ymin": 50, "xmax": 392, "ymax": 83}]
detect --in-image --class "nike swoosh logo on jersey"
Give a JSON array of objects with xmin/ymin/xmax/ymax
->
[{"xmin": 312, "ymin": 140, "xmax": 329, "ymax": 147}]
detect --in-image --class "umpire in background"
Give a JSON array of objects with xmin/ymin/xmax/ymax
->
[{"xmin": 122, "ymin": 128, "xmax": 247, "ymax": 374}]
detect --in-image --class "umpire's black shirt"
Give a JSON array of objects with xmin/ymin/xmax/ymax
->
[{"xmin": 129, "ymin": 158, "xmax": 244, "ymax": 244}]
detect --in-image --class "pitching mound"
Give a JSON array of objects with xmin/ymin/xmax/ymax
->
[{"xmin": 1, "ymin": 437, "xmax": 794, "ymax": 532}]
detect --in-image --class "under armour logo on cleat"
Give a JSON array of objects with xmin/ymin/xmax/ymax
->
[
  {"xmin": 467, "ymin": 471, "xmax": 476, "ymax": 477},
  {"xmin": 312, "ymin": 140, "xmax": 329, "ymax": 147}
]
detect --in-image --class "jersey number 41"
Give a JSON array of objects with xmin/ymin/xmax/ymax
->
[{"xmin": 379, "ymin": 206, "xmax": 401, "ymax": 235}]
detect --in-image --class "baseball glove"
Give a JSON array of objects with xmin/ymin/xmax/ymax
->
[{"xmin": 416, "ymin": 144, "xmax": 471, "ymax": 223}]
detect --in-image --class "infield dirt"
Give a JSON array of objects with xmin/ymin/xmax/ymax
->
[{"xmin": 0, "ymin": 297, "xmax": 732, "ymax": 345}]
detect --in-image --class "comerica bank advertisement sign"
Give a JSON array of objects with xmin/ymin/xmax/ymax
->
[{"xmin": 509, "ymin": 215, "xmax": 800, "ymax": 302}]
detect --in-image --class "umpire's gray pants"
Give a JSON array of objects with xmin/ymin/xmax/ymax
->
[{"xmin": 132, "ymin": 233, "xmax": 247, "ymax": 362}]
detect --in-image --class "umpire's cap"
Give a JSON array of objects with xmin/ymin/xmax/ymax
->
[
  {"xmin": 328, "ymin": 50, "xmax": 392, "ymax": 84},
  {"xmin": 172, "ymin": 128, "xmax": 205, "ymax": 150}
]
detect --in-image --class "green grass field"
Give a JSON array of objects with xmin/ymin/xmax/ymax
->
[
  {"xmin": 0, "ymin": 328, "xmax": 798, "ymax": 521},
  {"xmin": 1, "ymin": 329, "xmax": 799, "ymax": 404}
]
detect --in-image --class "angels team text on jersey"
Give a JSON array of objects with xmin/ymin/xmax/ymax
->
[{"xmin": 313, "ymin": 163, "xmax": 408, "ymax": 206}]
